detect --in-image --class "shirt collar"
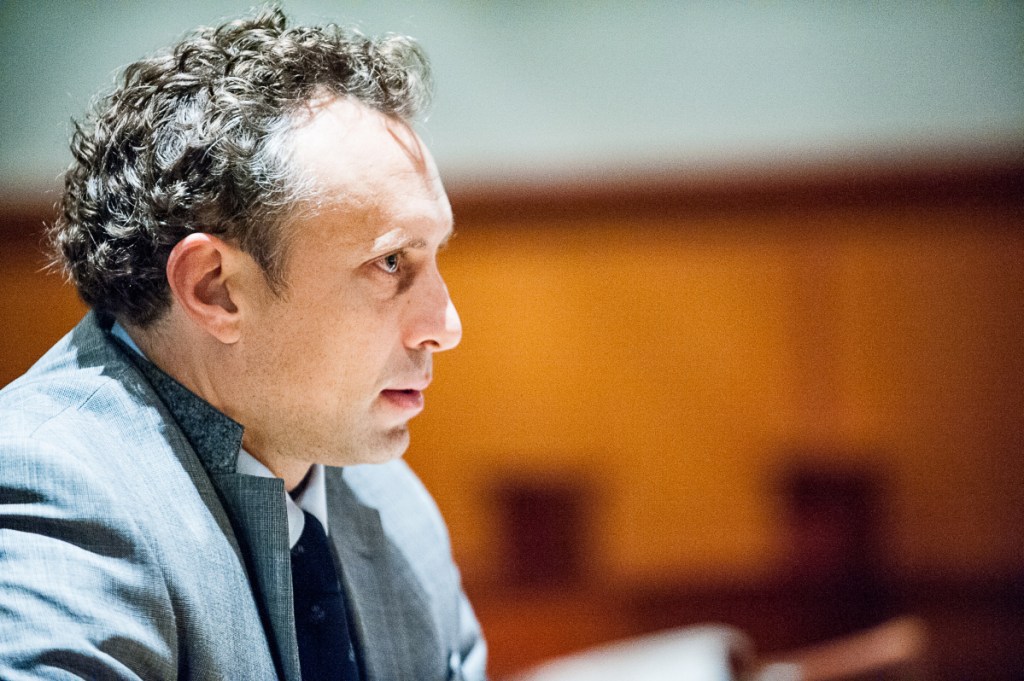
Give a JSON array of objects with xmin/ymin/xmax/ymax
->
[
  {"xmin": 236, "ymin": 450, "xmax": 329, "ymax": 548},
  {"xmin": 111, "ymin": 321, "xmax": 143, "ymax": 355}
]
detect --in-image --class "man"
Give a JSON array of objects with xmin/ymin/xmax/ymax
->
[{"xmin": 0, "ymin": 8, "xmax": 485, "ymax": 681}]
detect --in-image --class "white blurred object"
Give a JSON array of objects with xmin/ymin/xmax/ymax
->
[
  {"xmin": 509, "ymin": 616, "xmax": 927, "ymax": 681},
  {"xmin": 509, "ymin": 624, "xmax": 766, "ymax": 681}
]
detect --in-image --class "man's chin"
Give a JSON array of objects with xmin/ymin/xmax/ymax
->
[
  {"xmin": 298, "ymin": 425, "xmax": 410, "ymax": 468},
  {"xmin": 350, "ymin": 425, "xmax": 410, "ymax": 466}
]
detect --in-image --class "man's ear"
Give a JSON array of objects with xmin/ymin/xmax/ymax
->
[{"xmin": 165, "ymin": 233, "xmax": 246, "ymax": 344}]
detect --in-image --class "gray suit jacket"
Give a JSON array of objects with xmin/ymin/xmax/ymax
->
[{"xmin": 0, "ymin": 312, "xmax": 486, "ymax": 681}]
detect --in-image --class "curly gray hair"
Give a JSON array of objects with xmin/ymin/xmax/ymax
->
[{"xmin": 49, "ymin": 6, "xmax": 433, "ymax": 326}]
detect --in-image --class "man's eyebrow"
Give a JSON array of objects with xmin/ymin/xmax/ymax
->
[
  {"xmin": 370, "ymin": 228, "xmax": 416, "ymax": 255},
  {"xmin": 368, "ymin": 227, "xmax": 455, "ymax": 255}
]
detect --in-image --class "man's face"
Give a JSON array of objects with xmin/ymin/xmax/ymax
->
[{"xmin": 233, "ymin": 97, "xmax": 461, "ymax": 474}]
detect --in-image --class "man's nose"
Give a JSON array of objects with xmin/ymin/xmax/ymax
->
[{"xmin": 406, "ymin": 271, "xmax": 462, "ymax": 352}]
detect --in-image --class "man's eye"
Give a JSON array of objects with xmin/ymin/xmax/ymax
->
[{"xmin": 379, "ymin": 253, "xmax": 401, "ymax": 274}]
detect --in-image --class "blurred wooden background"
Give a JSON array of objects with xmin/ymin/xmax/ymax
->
[{"xmin": 2, "ymin": 156, "xmax": 1022, "ymax": 680}]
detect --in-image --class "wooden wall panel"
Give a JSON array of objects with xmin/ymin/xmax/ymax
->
[
  {"xmin": 835, "ymin": 209, "xmax": 1024, "ymax": 577},
  {"xmin": 405, "ymin": 163, "xmax": 1024, "ymax": 588},
  {"xmin": 0, "ymin": 238, "xmax": 85, "ymax": 386}
]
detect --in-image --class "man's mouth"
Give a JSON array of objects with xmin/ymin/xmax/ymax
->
[{"xmin": 379, "ymin": 388, "xmax": 425, "ymax": 412}]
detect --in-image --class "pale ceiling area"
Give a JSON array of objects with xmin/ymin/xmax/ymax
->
[{"xmin": 1, "ymin": 1, "xmax": 1021, "ymax": 197}]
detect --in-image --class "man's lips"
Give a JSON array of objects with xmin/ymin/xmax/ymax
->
[{"xmin": 379, "ymin": 388, "xmax": 425, "ymax": 412}]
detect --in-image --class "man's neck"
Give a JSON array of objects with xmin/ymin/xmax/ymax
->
[
  {"xmin": 121, "ymin": 316, "xmax": 314, "ymax": 491},
  {"xmin": 124, "ymin": 317, "xmax": 229, "ymax": 418}
]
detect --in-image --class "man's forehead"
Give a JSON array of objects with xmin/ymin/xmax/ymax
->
[
  {"xmin": 289, "ymin": 96, "xmax": 430, "ymax": 181},
  {"xmin": 289, "ymin": 97, "xmax": 447, "ymax": 205},
  {"xmin": 284, "ymin": 95, "xmax": 452, "ymax": 257}
]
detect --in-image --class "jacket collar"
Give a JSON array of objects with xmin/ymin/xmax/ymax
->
[{"xmin": 99, "ymin": 313, "xmax": 244, "ymax": 474}]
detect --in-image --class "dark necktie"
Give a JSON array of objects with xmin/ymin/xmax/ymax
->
[{"xmin": 291, "ymin": 509, "xmax": 362, "ymax": 681}]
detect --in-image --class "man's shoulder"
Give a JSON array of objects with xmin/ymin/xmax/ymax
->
[
  {"xmin": 0, "ymin": 312, "xmax": 189, "ymax": 522},
  {"xmin": 0, "ymin": 312, "xmax": 159, "ymax": 446}
]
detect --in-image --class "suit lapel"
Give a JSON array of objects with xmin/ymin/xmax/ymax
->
[
  {"xmin": 326, "ymin": 468, "xmax": 443, "ymax": 681},
  {"xmin": 213, "ymin": 473, "xmax": 301, "ymax": 681}
]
